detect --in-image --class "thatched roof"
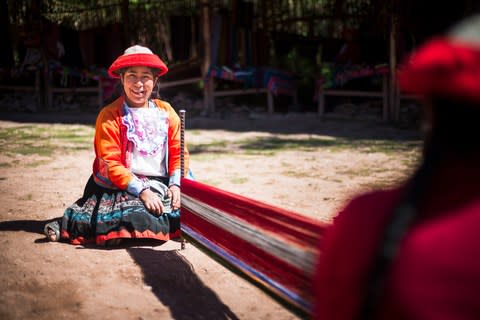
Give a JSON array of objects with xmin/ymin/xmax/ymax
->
[
  {"xmin": 40, "ymin": 0, "xmax": 199, "ymax": 31},
  {"xmin": 10, "ymin": 0, "xmax": 388, "ymax": 37}
]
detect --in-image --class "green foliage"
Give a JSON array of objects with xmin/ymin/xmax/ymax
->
[{"xmin": 281, "ymin": 48, "xmax": 318, "ymax": 86}]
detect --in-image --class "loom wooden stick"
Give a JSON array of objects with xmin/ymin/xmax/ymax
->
[
  {"xmin": 179, "ymin": 109, "xmax": 186, "ymax": 178},
  {"xmin": 179, "ymin": 109, "xmax": 186, "ymax": 250}
]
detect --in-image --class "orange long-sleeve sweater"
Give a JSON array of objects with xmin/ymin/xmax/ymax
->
[{"xmin": 92, "ymin": 97, "xmax": 189, "ymax": 196}]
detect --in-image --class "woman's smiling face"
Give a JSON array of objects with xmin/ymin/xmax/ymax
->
[{"xmin": 121, "ymin": 66, "xmax": 156, "ymax": 108}]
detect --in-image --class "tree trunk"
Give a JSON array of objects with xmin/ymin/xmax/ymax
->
[
  {"xmin": 388, "ymin": 8, "xmax": 399, "ymax": 122},
  {"xmin": 158, "ymin": 17, "xmax": 173, "ymax": 61},
  {"xmin": 200, "ymin": 0, "xmax": 211, "ymax": 76},
  {"xmin": 200, "ymin": 0, "xmax": 212, "ymax": 113},
  {"xmin": 0, "ymin": 0, "xmax": 13, "ymax": 67},
  {"xmin": 121, "ymin": 0, "xmax": 130, "ymax": 47},
  {"xmin": 190, "ymin": 16, "xmax": 198, "ymax": 59}
]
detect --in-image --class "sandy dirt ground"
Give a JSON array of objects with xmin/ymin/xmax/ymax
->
[{"xmin": 0, "ymin": 111, "xmax": 421, "ymax": 320}]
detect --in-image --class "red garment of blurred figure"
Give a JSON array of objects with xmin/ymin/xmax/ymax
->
[{"xmin": 313, "ymin": 15, "xmax": 480, "ymax": 320}]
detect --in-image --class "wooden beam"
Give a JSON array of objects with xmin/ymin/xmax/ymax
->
[
  {"xmin": 317, "ymin": 74, "xmax": 388, "ymax": 119},
  {"xmin": 212, "ymin": 88, "xmax": 268, "ymax": 97},
  {"xmin": 158, "ymin": 77, "xmax": 203, "ymax": 89}
]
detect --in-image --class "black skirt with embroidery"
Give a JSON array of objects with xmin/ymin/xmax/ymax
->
[{"xmin": 59, "ymin": 175, "xmax": 180, "ymax": 245}]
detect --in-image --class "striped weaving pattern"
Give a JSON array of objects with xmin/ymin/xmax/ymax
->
[{"xmin": 180, "ymin": 178, "xmax": 328, "ymax": 313}]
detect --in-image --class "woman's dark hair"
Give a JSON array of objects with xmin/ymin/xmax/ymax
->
[
  {"xmin": 360, "ymin": 97, "xmax": 480, "ymax": 319},
  {"xmin": 103, "ymin": 82, "xmax": 124, "ymax": 105},
  {"xmin": 428, "ymin": 97, "xmax": 480, "ymax": 154}
]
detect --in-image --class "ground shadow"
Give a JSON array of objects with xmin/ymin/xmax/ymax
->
[
  {"xmin": 127, "ymin": 247, "xmax": 239, "ymax": 320},
  {"xmin": 0, "ymin": 110, "xmax": 421, "ymax": 140},
  {"xmin": 0, "ymin": 218, "xmax": 59, "ymax": 243},
  {"xmin": 0, "ymin": 110, "xmax": 97, "ymax": 125},
  {"xmin": 0, "ymin": 218, "xmax": 50, "ymax": 235},
  {"xmin": 187, "ymin": 115, "xmax": 421, "ymax": 139},
  {"xmin": 0, "ymin": 219, "xmax": 239, "ymax": 318}
]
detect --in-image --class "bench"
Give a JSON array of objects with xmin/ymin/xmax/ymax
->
[{"xmin": 315, "ymin": 64, "xmax": 389, "ymax": 119}]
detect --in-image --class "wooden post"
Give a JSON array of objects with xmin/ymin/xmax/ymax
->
[
  {"xmin": 35, "ymin": 69, "xmax": 41, "ymax": 112},
  {"xmin": 45, "ymin": 72, "xmax": 52, "ymax": 109},
  {"xmin": 200, "ymin": 0, "xmax": 212, "ymax": 114},
  {"xmin": 318, "ymin": 90, "xmax": 325, "ymax": 118},
  {"xmin": 388, "ymin": 6, "xmax": 399, "ymax": 122},
  {"xmin": 267, "ymin": 91, "xmax": 274, "ymax": 114},
  {"xmin": 209, "ymin": 81, "xmax": 215, "ymax": 113},
  {"xmin": 382, "ymin": 74, "xmax": 389, "ymax": 121}
]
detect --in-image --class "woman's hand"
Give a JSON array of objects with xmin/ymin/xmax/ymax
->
[
  {"xmin": 168, "ymin": 185, "xmax": 181, "ymax": 210},
  {"xmin": 139, "ymin": 188, "xmax": 165, "ymax": 215}
]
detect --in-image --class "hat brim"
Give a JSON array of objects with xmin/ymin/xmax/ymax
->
[
  {"xmin": 398, "ymin": 38, "xmax": 480, "ymax": 103},
  {"xmin": 108, "ymin": 53, "xmax": 168, "ymax": 78}
]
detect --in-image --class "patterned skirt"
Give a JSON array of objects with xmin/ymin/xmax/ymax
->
[{"xmin": 59, "ymin": 175, "xmax": 181, "ymax": 245}]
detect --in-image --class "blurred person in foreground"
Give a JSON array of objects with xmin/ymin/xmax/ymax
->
[
  {"xmin": 44, "ymin": 45, "xmax": 190, "ymax": 246},
  {"xmin": 313, "ymin": 15, "xmax": 480, "ymax": 320}
]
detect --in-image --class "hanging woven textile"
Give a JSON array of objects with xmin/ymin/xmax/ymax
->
[{"xmin": 180, "ymin": 178, "xmax": 328, "ymax": 314}]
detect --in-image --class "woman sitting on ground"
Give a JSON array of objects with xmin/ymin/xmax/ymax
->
[{"xmin": 45, "ymin": 45, "xmax": 190, "ymax": 246}]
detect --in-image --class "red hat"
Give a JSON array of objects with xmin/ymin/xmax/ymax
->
[
  {"xmin": 398, "ymin": 15, "xmax": 480, "ymax": 103},
  {"xmin": 108, "ymin": 45, "xmax": 168, "ymax": 79}
]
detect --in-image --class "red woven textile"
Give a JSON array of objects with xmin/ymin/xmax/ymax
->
[{"xmin": 180, "ymin": 178, "xmax": 329, "ymax": 313}]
